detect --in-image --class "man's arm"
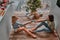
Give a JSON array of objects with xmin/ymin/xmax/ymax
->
[{"xmin": 24, "ymin": 21, "xmax": 32, "ymax": 26}]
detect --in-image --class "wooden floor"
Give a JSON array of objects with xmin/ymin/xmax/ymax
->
[
  {"xmin": 10, "ymin": 12, "xmax": 59, "ymax": 40},
  {"xmin": 9, "ymin": 31, "xmax": 59, "ymax": 40}
]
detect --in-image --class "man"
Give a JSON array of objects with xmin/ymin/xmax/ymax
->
[{"xmin": 12, "ymin": 16, "xmax": 36, "ymax": 38}]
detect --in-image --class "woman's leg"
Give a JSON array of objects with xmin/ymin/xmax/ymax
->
[
  {"xmin": 18, "ymin": 27, "xmax": 37, "ymax": 38},
  {"xmin": 34, "ymin": 29, "xmax": 51, "ymax": 32},
  {"xmin": 40, "ymin": 22, "xmax": 57, "ymax": 37},
  {"xmin": 30, "ymin": 22, "xmax": 46, "ymax": 32},
  {"xmin": 40, "ymin": 22, "xmax": 52, "ymax": 31},
  {"xmin": 30, "ymin": 22, "xmax": 52, "ymax": 32}
]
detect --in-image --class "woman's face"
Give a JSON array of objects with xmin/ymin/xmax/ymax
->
[{"xmin": 47, "ymin": 16, "xmax": 49, "ymax": 21}]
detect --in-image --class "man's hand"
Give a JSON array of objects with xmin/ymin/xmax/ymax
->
[{"xmin": 31, "ymin": 20, "xmax": 36, "ymax": 22}]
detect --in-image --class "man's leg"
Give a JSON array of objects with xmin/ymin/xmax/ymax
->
[{"xmin": 18, "ymin": 27, "xmax": 37, "ymax": 38}]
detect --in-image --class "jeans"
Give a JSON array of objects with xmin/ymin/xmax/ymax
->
[
  {"xmin": 35, "ymin": 29, "xmax": 51, "ymax": 32},
  {"xmin": 34, "ymin": 22, "xmax": 52, "ymax": 32}
]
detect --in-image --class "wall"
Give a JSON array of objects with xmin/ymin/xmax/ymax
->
[
  {"xmin": 0, "ymin": 4, "xmax": 14, "ymax": 40},
  {"xmin": 50, "ymin": 0, "xmax": 60, "ymax": 36}
]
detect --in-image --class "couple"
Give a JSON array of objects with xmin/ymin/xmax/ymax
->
[{"xmin": 12, "ymin": 14, "xmax": 55, "ymax": 38}]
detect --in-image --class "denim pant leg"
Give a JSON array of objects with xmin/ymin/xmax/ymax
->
[
  {"xmin": 41, "ymin": 22, "xmax": 52, "ymax": 31},
  {"xmin": 35, "ymin": 29, "xmax": 51, "ymax": 32},
  {"xmin": 35, "ymin": 22, "xmax": 52, "ymax": 32},
  {"xmin": 36, "ymin": 22, "xmax": 45, "ymax": 29}
]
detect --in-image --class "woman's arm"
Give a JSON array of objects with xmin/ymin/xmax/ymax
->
[
  {"xmin": 24, "ymin": 18, "xmax": 47, "ymax": 25},
  {"xmin": 35, "ymin": 18, "xmax": 47, "ymax": 22}
]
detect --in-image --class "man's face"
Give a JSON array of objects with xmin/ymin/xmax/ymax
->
[{"xmin": 12, "ymin": 17, "xmax": 18, "ymax": 22}]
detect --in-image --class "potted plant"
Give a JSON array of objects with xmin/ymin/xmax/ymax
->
[{"xmin": 27, "ymin": 0, "xmax": 42, "ymax": 19}]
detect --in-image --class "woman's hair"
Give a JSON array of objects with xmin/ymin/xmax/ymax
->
[{"xmin": 48, "ymin": 14, "xmax": 54, "ymax": 22}]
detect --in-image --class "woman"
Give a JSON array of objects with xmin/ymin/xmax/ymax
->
[
  {"xmin": 30, "ymin": 14, "xmax": 56, "ymax": 36},
  {"xmin": 47, "ymin": 14, "xmax": 55, "ymax": 32},
  {"xmin": 12, "ymin": 16, "xmax": 37, "ymax": 38}
]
